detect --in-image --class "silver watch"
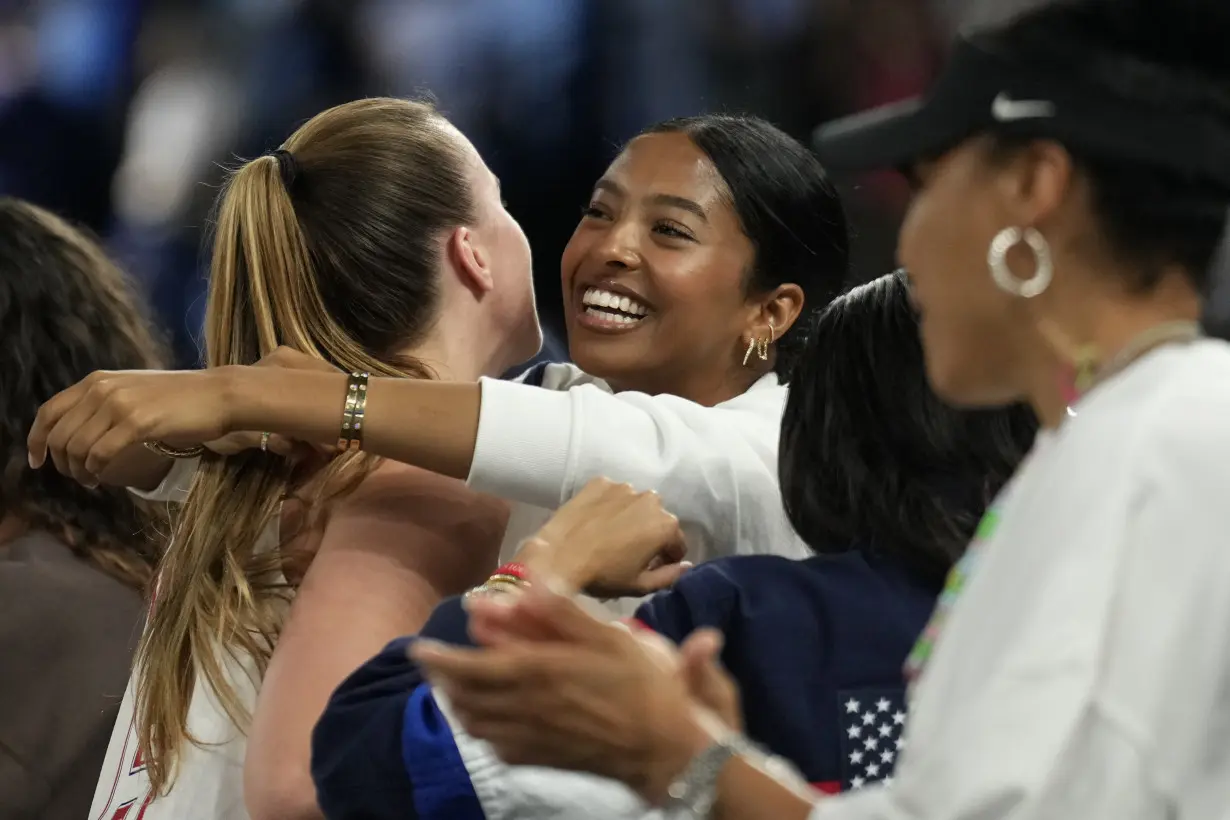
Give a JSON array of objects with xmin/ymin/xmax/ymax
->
[{"xmin": 664, "ymin": 733, "xmax": 756, "ymax": 818}]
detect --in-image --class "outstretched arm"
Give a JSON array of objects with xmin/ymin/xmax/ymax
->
[{"xmin": 31, "ymin": 352, "xmax": 791, "ymax": 563}]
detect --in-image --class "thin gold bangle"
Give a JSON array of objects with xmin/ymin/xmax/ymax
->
[{"xmin": 143, "ymin": 441, "xmax": 205, "ymax": 459}]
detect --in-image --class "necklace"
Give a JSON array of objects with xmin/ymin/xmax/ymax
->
[{"xmin": 1066, "ymin": 320, "xmax": 1203, "ymax": 415}]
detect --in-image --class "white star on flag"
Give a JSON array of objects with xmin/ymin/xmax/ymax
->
[{"xmin": 839, "ymin": 688, "xmax": 907, "ymax": 791}]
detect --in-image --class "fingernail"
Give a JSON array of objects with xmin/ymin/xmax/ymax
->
[
  {"xmin": 28, "ymin": 453, "xmax": 36, "ymax": 469},
  {"xmin": 409, "ymin": 638, "xmax": 444, "ymax": 661}
]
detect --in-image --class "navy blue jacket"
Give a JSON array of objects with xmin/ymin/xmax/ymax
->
[{"xmin": 311, "ymin": 552, "xmax": 938, "ymax": 818}]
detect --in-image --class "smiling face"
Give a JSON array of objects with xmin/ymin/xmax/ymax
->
[{"xmin": 559, "ymin": 132, "xmax": 758, "ymax": 399}]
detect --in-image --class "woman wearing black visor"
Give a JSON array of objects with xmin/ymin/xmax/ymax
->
[{"xmin": 407, "ymin": 0, "xmax": 1230, "ymax": 818}]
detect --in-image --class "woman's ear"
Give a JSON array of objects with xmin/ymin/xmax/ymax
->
[
  {"xmin": 756, "ymin": 283, "xmax": 806, "ymax": 339},
  {"xmin": 446, "ymin": 226, "xmax": 495, "ymax": 297}
]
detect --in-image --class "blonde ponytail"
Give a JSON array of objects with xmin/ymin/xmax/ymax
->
[{"xmin": 133, "ymin": 98, "xmax": 475, "ymax": 792}]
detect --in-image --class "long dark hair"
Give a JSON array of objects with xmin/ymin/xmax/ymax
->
[
  {"xmin": 779, "ymin": 271, "xmax": 1038, "ymax": 587},
  {"xmin": 0, "ymin": 197, "xmax": 167, "ymax": 589}
]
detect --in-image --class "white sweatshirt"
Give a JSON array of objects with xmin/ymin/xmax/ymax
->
[
  {"xmin": 481, "ymin": 363, "xmax": 809, "ymax": 567},
  {"xmin": 808, "ymin": 339, "xmax": 1230, "ymax": 820}
]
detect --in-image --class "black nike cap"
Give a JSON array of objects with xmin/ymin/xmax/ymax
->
[{"xmin": 812, "ymin": 38, "xmax": 1230, "ymax": 188}]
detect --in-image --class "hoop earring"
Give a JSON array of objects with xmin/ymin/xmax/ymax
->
[{"xmin": 987, "ymin": 227, "xmax": 1052, "ymax": 298}]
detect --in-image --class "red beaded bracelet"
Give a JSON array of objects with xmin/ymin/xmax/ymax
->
[
  {"xmin": 492, "ymin": 562, "xmax": 530, "ymax": 582},
  {"xmin": 464, "ymin": 562, "xmax": 532, "ymax": 600}
]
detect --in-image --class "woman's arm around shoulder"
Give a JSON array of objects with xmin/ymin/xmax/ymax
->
[
  {"xmin": 243, "ymin": 459, "xmax": 508, "ymax": 820},
  {"xmin": 470, "ymin": 375, "xmax": 795, "ymax": 564}
]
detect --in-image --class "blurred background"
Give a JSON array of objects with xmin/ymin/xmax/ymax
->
[{"xmin": 0, "ymin": 0, "xmax": 1012, "ymax": 367}]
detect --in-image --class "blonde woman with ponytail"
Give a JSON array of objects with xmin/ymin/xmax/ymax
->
[{"xmin": 82, "ymin": 98, "xmax": 542, "ymax": 820}]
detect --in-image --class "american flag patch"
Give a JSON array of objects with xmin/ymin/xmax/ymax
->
[{"xmin": 838, "ymin": 688, "xmax": 907, "ymax": 790}]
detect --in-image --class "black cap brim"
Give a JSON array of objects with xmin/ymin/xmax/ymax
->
[
  {"xmin": 811, "ymin": 96, "xmax": 971, "ymax": 173},
  {"xmin": 810, "ymin": 38, "xmax": 1230, "ymax": 186}
]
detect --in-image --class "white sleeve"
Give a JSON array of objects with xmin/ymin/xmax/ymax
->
[
  {"xmin": 467, "ymin": 377, "xmax": 797, "ymax": 564},
  {"xmin": 128, "ymin": 456, "xmax": 198, "ymax": 503}
]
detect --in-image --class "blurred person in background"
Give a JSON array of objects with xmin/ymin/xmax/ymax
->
[
  {"xmin": 401, "ymin": 0, "xmax": 1230, "ymax": 817},
  {"xmin": 310, "ymin": 271, "xmax": 1038, "ymax": 819},
  {"xmin": 0, "ymin": 198, "xmax": 165, "ymax": 820}
]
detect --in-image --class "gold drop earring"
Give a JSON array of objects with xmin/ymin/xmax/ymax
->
[{"xmin": 743, "ymin": 319, "xmax": 776, "ymax": 367}]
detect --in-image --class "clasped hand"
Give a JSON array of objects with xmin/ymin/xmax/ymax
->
[
  {"xmin": 27, "ymin": 346, "xmax": 335, "ymax": 486},
  {"xmin": 516, "ymin": 477, "xmax": 692, "ymax": 598}
]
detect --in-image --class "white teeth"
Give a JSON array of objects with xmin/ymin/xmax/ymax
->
[
  {"xmin": 582, "ymin": 288, "xmax": 648, "ymax": 317},
  {"xmin": 585, "ymin": 307, "xmax": 644, "ymax": 325}
]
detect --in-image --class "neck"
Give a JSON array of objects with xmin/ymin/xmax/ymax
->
[
  {"xmin": 401, "ymin": 326, "xmax": 504, "ymax": 383},
  {"xmin": 1021, "ymin": 272, "xmax": 1201, "ymax": 428}
]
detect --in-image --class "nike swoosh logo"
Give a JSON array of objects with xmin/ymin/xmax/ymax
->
[{"xmin": 991, "ymin": 92, "xmax": 1056, "ymax": 121}]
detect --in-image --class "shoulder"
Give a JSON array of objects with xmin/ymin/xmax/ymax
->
[
  {"xmin": 720, "ymin": 373, "xmax": 788, "ymax": 413},
  {"xmin": 676, "ymin": 552, "xmax": 923, "ymax": 605},
  {"xmin": 288, "ymin": 460, "xmax": 508, "ymax": 586},
  {"xmin": 641, "ymin": 552, "xmax": 938, "ymax": 636},
  {"xmin": 0, "ymin": 533, "xmax": 143, "ymax": 677},
  {"xmin": 0, "ymin": 534, "xmax": 144, "ymax": 623},
  {"xmin": 1107, "ymin": 341, "xmax": 1230, "ymax": 490},
  {"xmin": 332, "ymin": 459, "xmax": 509, "ymax": 533},
  {"xmin": 637, "ymin": 554, "xmax": 846, "ymax": 638}
]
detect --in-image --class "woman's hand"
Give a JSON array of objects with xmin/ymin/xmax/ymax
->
[
  {"xmin": 28, "ymin": 368, "xmax": 243, "ymax": 487},
  {"xmin": 29, "ymin": 347, "xmax": 343, "ymax": 488},
  {"xmin": 412, "ymin": 580, "xmax": 720, "ymax": 804},
  {"xmin": 517, "ymin": 477, "xmax": 690, "ymax": 598}
]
